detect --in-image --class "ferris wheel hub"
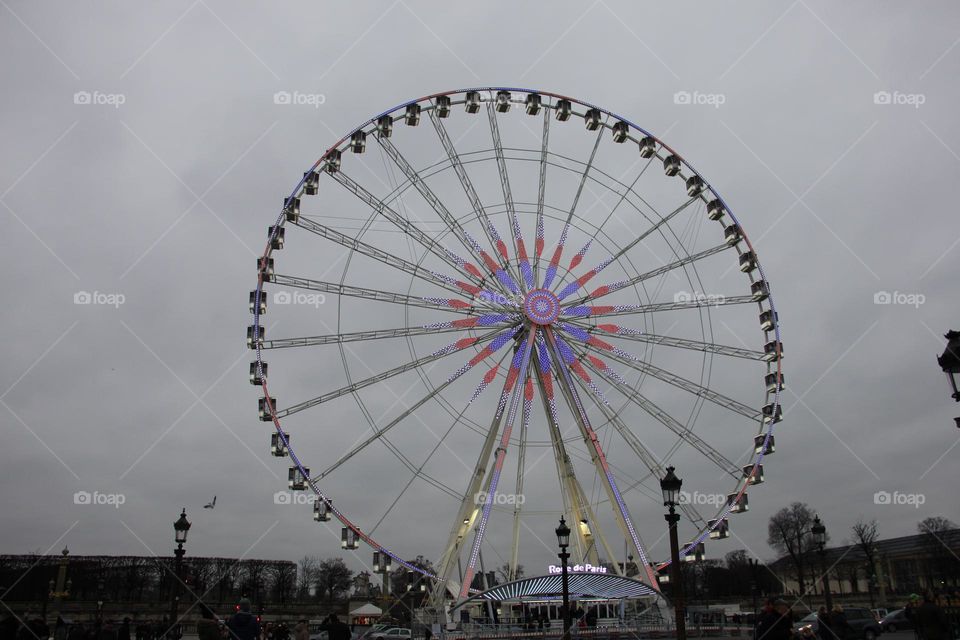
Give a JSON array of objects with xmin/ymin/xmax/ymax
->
[{"xmin": 523, "ymin": 288, "xmax": 561, "ymax": 325}]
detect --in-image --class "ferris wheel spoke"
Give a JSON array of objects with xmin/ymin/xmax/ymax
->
[
  {"xmin": 269, "ymin": 273, "xmax": 474, "ymax": 315},
  {"xmin": 529, "ymin": 358, "xmax": 609, "ymax": 569},
  {"xmin": 578, "ymin": 376, "xmax": 720, "ymax": 526},
  {"xmin": 329, "ymin": 169, "xmax": 490, "ymax": 290},
  {"xmin": 262, "ymin": 320, "xmax": 515, "ymax": 350},
  {"xmin": 590, "ymin": 154, "xmax": 656, "ymax": 249},
  {"xmin": 459, "ymin": 329, "xmax": 537, "ymax": 600},
  {"xmin": 575, "ymin": 336, "xmax": 762, "ymax": 421},
  {"xmin": 316, "ymin": 348, "xmax": 512, "ymax": 483},
  {"xmin": 572, "ymin": 346, "xmax": 742, "ymax": 478},
  {"xmin": 542, "ymin": 124, "xmax": 606, "ymax": 291},
  {"xmin": 274, "ymin": 326, "xmax": 509, "ymax": 419},
  {"xmin": 367, "ymin": 356, "xmax": 510, "ymax": 537},
  {"xmin": 569, "ymin": 241, "xmax": 731, "ymax": 306},
  {"xmin": 555, "ymin": 196, "xmax": 701, "ymax": 300},
  {"xmin": 289, "ymin": 216, "xmax": 467, "ymax": 297},
  {"xmin": 487, "ymin": 103, "xmax": 532, "ymax": 290},
  {"xmin": 534, "ymin": 108, "xmax": 549, "ymax": 285},
  {"xmin": 542, "ymin": 326, "xmax": 658, "ymax": 588},
  {"xmin": 563, "ymin": 293, "xmax": 757, "ymax": 319},
  {"xmin": 565, "ymin": 320, "xmax": 767, "ymax": 361},
  {"xmin": 428, "ymin": 109, "xmax": 518, "ymax": 292},
  {"xmin": 375, "ymin": 133, "xmax": 510, "ymax": 297},
  {"xmin": 569, "ymin": 372, "xmax": 666, "ymax": 483},
  {"xmin": 507, "ymin": 375, "xmax": 534, "ymax": 581},
  {"xmin": 431, "ymin": 329, "xmax": 535, "ymax": 604}
]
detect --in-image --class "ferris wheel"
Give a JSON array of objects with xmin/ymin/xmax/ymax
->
[{"xmin": 248, "ymin": 87, "xmax": 784, "ymax": 605}]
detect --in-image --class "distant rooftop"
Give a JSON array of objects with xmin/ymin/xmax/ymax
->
[{"xmin": 769, "ymin": 528, "xmax": 960, "ymax": 570}]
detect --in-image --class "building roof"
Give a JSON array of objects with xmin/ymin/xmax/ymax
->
[
  {"xmin": 349, "ymin": 603, "xmax": 382, "ymax": 616},
  {"xmin": 769, "ymin": 528, "xmax": 960, "ymax": 571}
]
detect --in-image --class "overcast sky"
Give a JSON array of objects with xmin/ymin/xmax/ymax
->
[{"xmin": 1, "ymin": 1, "xmax": 958, "ymax": 587}]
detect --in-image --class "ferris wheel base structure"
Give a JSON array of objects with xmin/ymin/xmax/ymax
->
[{"xmin": 248, "ymin": 87, "xmax": 785, "ymax": 613}]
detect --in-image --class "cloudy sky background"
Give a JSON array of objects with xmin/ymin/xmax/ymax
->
[{"xmin": 1, "ymin": 1, "xmax": 958, "ymax": 581}]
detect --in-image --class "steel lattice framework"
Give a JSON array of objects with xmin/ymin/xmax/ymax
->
[{"xmin": 248, "ymin": 88, "xmax": 784, "ymax": 610}]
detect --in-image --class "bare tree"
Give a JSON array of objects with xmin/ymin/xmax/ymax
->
[
  {"xmin": 768, "ymin": 502, "xmax": 820, "ymax": 595},
  {"xmin": 495, "ymin": 563, "xmax": 524, "ymax": 583},
  {"xmin": 298, "ymin": 555, "xmax": 318, "ymax": 601},
  {"xmin": 851, "ymin": 518, "xmax": 880, "ymax": 607},
  {"xmin": 268, "ymin": 561, "xmax": 297, "ymax": 604},
  {"xmin": 918, "ymin": 516, "xmax": 959, "ymax": 587}
]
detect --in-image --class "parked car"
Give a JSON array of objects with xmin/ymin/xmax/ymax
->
[
  {"xmin": 871, "ymin": 609, "xmax": 889, "ymax": 622},
  {"xmin": 841, "ymin": 607, "xmax": 883, "ymax": 640},
  {"xmin": 358, "ymin": 625, "xmax": 392, "ymax": 639},
  {"xmin": 369, "ymin": 629, "xmax": 411, "ymax": 640},
  {"xmin": 794, "ymin": 608, "xmax": 881, "ymax": 640},
  {"xmin": 880, "ymin": 609, "xmax": 913, "ymax": 633}
]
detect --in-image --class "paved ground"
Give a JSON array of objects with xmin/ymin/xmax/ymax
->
[{"xmin": 881, "ymin": 632, "xmax": 918, "ymax": 640}]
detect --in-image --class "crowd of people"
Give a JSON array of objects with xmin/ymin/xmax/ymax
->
[
  {"xmin": 0, "ymin": 599, "xmax": 356, "ymax": 640},
  {"xmin": 754, "ymin": 592, "xmax": 953, "ymax": 640}
]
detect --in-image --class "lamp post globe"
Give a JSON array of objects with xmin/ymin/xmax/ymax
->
[
  {"xmin": 811, "ymin": 516, "xmax": 826, "ymax": 548},
  {"xmin": 555, "ymin": 517, "xmax": 571, "ymax": 549},
  {"xmin": 938, "ymin": 331, "xmax": 960, "ymax": 430},
  {"xmin": 660, "ymin": 466, "xmax": 682, "ymax": 507},
  {"xmin": 174, "ymin": 508, "xmax": 191, "ymax": 545}
]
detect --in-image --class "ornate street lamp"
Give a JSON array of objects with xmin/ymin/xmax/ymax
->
[
  {"xmin": 660, "ymin": 467, "xmax": 686, "ymax": 640},
  {"xmin": 555, "ymin": 517, "xmax": 572, "ymax": 640},
  {"xmin": 811, "ymin": 515, "xmax": 833, "ymax": 612},
  {"xmin": 47, "ymin": 547, "xmax": 71, "ymax": 625},
  {"xmin": 170, "ymin": 509, "xmax": 191, "ymax": 633},
  {"xmin": 748, "ymin": 557, "xmax": 760, "ymax": 638},
  {"xmin": 937, "ymin": 331, "xmax": 960, "ymax": 428}
]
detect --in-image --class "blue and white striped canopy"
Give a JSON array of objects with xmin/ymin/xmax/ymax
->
[{"xmin": 454, "ymin": 573, "xmax": 657, "ymax": 608}]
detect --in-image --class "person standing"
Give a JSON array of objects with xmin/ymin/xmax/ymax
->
[
  {"xmin": 915, "ymin": 593, "xmax": 949, "ymax": 640},
  {"xmin": 755, "ymin": 599, "xmax": 779, "ymax": 640},
  {"xmin": 292, "ymin": 620, "xmax": 308, "ymax": 640},
  {"xmin": 772, "ymin": 600, "xmax": 794, "ymax": 640},
  {"xmin": 831, "ymin": 607, "xmax": 852, "ymax": 640},
  {"xmin": 317, "ymin": 615, "xmax": 350, "ymax": 640},
  {"xmin": 197, "ymin": 607, "xmax": 220, "ymax": 640},
  {"xmin": 227, "ymin": 600, "xmax": 260, "ymax": 640},
  {"xmin": 816, "ymin": 607, "xmax": 835, "ymax": 640},
  {"xmin": 117, "ymin": 618, "xmax": 131, "ymax": 640}
]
